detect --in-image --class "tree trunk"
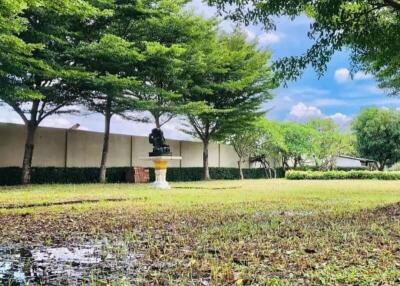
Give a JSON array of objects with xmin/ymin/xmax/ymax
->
[
  {"xmin": 378, "ymin": 161, "xmax": 385, "ymax": 171},
  {"xmin": 99, "ymin": 99, "xmax": 112, "ymax": 183},
  {"xmin": 21, "ymin": 123, "xmax": 37, "ymax": 185},
  {"xmin": 155, "ymin": 115, "xmax": 161, "ymax": 129},
  {"xmin": 202, "ymin": 139, "xmax": 210, "ymax": 180},
  {"xmin": 238, "ymin": 160, "xmax": 244, "ymax": 180}
]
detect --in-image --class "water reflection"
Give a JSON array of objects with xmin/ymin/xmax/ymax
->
[{"xmin": 0, "ymin": 240, "xmax": 139, "ymax": 285}]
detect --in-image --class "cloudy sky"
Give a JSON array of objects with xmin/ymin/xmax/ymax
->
[{"xmin": 1, "ymin": 0, "xmax": 399, "ymax": 139}]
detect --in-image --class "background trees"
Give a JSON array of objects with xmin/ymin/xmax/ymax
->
[
  {"xmin": 352, "ymin": 108, "xmax": 400, "ymax": 170},
  {"xmin": 0, "ymin": 0, "xmax": 103, "ymax": 184},
  {"xmin": 307, "ymin": 118, "xmax": 354, "ymax": 170},
  {"xmin": 183, "ymin": 30, "xmax": 275, "ymax": 180},
  {"xmin": 280, "ymin": 122, "xmax": 317, "ymax": 169},
  {"xmin": 225, "ymin": 123, "xmax": 260, "ymax": 179},
  {"xmin": 251, "ymin": 119, "xmax": 286, "ymax": 178}
]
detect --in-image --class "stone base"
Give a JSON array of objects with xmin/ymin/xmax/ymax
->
[
  {"xmin": 140, "ymin": 156, "xmax": 182, "ymax": 190},
  {"xmin": 153, "ymin": 168, "xmax": 170, "ymax": 190}
]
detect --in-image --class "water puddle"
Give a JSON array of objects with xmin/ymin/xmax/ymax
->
[{"xmin": 0, "ymin": 240, "xmax": 141, "ymax": 285}]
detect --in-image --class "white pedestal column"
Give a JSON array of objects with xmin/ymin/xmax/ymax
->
[{"xmin": 141, "ymin": 156, "xmax": 182, "ymax": 190}]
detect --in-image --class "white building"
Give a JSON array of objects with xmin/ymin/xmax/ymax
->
[{"xmin": 335, "ymin": 155, "xmax": 377, "ymax": 169}]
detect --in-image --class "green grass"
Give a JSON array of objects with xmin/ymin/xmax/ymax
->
[{"xmin": 1, "ymin": 179, "xmax": 400, "ymax": 285}]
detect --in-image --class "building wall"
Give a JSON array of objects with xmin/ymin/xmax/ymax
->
[
  {"xmin": 0, "ymin": 123, "xmax": 245, "ymax": 169},
  {"xmin": 335, "ymin": 157, "xmax": 362, "ymax": 168}
]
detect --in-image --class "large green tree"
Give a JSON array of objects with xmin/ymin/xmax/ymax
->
[
  {"xmin": 280, "ymin": 122, "xmax": 317, "ymax": 169},
  {"xmin": 208, "ymin": 0, "xmax": 400, "ymax": 93},
  {"xmin": 183, "ymin": 30, "xmax": 275, "ymax": 180},
  {"xmin": 252, "ymin": 119, "xmax": 286, "ymax": 178},
  {"xmin": 224, "ymin": 122, "xmax": 261, "ymax": 179},
  {"xmin": 128, "ymin": 4, "xmax": 213, "ymax": 128},
  {"xmin": 352, "ymin": 107, "xmax": 400, "ymax": 170},
  {"xmin": 0, "ymin": 0, "xmax": 103, "ymax": 184},
  {"xmin": 71, "ymin": 34, "xmax": 143, "ymax": 183},
  {"xmin": 70, "ymin": 0, "xmax": 209, "ymax": 183},
  {"xmin": 307, "ymin": 118, "xmax": 354, "ymax": 170}
]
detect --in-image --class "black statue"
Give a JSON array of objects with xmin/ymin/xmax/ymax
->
[{"xmin": 149, "ymin": 128, "xmax": 171, "ymax": 156}]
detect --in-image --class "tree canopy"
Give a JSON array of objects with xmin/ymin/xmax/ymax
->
[
  {"xmin": 0, "ymin": 0, "xmax": 106, "ymax": 184},
  {"xmin": 352, "ymin": 107, "xmax": 400, "ymax": 170},
  {"xmin": 183, "ymin": 30, "xmax": 276, "ymax": 179},
  {"xmin": 208, "ymin": 0, "xmax": 400, "ymax": 95}
]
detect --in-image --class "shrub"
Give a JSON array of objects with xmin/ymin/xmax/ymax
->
[
  {"xmin": 0, "ymin": 167, "xmax": 285, "ymax": 186},
  {"xmin": 388, "ymin": 162, "xmax": 400, "ymax": 171},
  {"xmin": 286, "ymin": 170, "xmax": 400, "ymax": 180}
]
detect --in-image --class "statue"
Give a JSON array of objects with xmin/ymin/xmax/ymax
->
[{"xmin": 149, "ymin": 128, "xmax": 171, "ymax": 156}]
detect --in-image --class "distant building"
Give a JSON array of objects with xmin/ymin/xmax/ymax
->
[{"xmin": 335, "ymin": 155, "xmax": 377, "ymax": 169}]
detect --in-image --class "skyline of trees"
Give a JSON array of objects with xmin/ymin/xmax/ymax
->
[{"xmin": 1, "ymin": 0, "xmax": 399, "ymax": 184}]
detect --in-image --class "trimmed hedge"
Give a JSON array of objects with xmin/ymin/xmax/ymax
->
[
  {"xmin": 0, "ymin": 167, "xmax": 285, "ymax": 186},
  {"xmin": 286, "ymin": 170, "xmax": 400, "ymax": 180},
  {"xmin": 292, "ymin": 166, "xmax": 368, "ymax": 171}
]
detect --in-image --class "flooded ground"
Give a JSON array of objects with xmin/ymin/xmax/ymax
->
[{"xmin": 0, "ymin": 240, "xmax": 142, "ymax": 285}]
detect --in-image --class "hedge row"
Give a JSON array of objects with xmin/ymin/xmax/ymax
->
[
  {"xmin": 291, "ymin": 166, "xmax": 369, "ymax": 171},
  {"xmin": 286, "ymin": 170, "xmax": 400, "ymax": 180},
  {"xmin": 0, "ymin": 167, "xmax": 285, "ymax": 186}
]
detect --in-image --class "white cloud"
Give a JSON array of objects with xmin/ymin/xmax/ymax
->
[
  {"xmin": 288, "ymin": 102, "xmax": 352, "ymax": 129},
  {"xmin": 258, "ymin": 32, "xmax": 283, "ymax": 45},
  {"xmin": 283, "ymin": 96, "xmax": 292, "ymax": 102},
  {"xmin": 288, "ymin": 102, "xmax": 322, "ymax": 122},
  {"xmin": 245, "ymin": 28, "xmax": 256, "ymax": 42},
  {"xmin": 335, "ymin": 68, "xmax": 374, "ymax": 84},
  {"xmin": 328, "ymin": 113, "xmax": 352, "ymax": 128},
  {"xmin": 334, "ymin": 68, "xmax": 351, "ymax": 84},
  {"xmin": 354, "ymin": 71, "xmax": 373, "ymax": 81},
  {"xmin": 245, "ymin": 29, "xmax": 284, "ymax": 45}
]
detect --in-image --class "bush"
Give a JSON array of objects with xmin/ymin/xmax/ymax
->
[
  {"xmin": 286, "ymin": 170, "xmax": 400, "ymax": 180},
  {"xmin": 388, "ymin": 162, "xmax": 400, "ymax": 171},
  {"xmin": 0, "ymin": 167, "xmax": 285, "ymax": 186},
  {"xmin": 292, "ymin": 166, "xmax": 368, "ymax": 171}
]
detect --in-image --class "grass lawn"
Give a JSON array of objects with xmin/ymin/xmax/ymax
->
[{"xmin": 1, "ymin": 180, "xmax": 400, "ymax": 285}]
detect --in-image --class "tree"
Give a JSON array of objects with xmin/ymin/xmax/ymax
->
[
  {"xmin": 71, "ymin": 34, "xmax": 143, "ymax": 183},
  {"xmin": 128, "ymin": 6, "xmax": 215, "ymax": 129},
  {"xmin": 252, "ymin": 119, "xmax": 286, "ymax": 178},
  {"xmin": 70, "ymin": 1, "xmax": 205, "ymax": 183},
  {"xmin": 307, "ymin": 118, "xmax": 353, "ymax": 170},
  {"xmin": 225, "ymin": 124, "xmax": 260, "ymax": 179},
  {"xmin": 280, "ymin": 122, "xmax": 317, "ymax": 169},
  {"xmin": 0, "ymin": 0, "xmax": 103, "ymax": 184},
  {"xmin": 208, "ymin": 0, "xmax": 400, "ymax": 92},
  {"xmin": 352, "ymin": 108, "xmax": 400, "ymax": 170},
  {"xmin": 183, "ymin": 30, "xmax": 275, "ymax": 180}
]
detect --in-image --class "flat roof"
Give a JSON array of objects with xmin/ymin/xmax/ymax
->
[{"xmin": 337, "ymin": 155, "xmax": 376, "ymax": 162}]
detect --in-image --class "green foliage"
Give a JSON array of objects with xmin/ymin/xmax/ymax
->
[
  {"xmin": 286, "ymin": 170, "xmax": 400, "ymax": 180},
  {"xmin": 307, "ymin": 118, "xmax": 354, "ymax": 170},
  {"xmin": 127, "ymin": 8, "xmax": 215, "ymax": 127},
  {"xmin": 252, "ymin": 118, "xmax": 286, "ymax": 169},
  {"xmin": 352, "ymin": 108, "xmax": 400, "ymax": 170},
  {"xmin": 280, "ymin": 121, "xmax": 317, "ymax": 168},
  {"xmin": 183, "ymin": 30, "xmax": 275, "ymax": 141},
  {"xmin": 0, "ymin": 167, "xmax": 283, "ymax": 186},
  {"xmin": 208, "ymin": 0, "xmax": 400, "ymax": 93},
  {"xmin": 182, "ymin": 29, "xmax": 275, "ymax": 179}
]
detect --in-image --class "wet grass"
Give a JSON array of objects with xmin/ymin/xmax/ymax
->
[{"xmin": 1, "ymin": 180, "xmax": 400, "ymax": 285}]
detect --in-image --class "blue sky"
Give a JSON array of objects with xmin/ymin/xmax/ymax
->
[{"xmin": 1, "ymin": 0, "xmax": 399, "ymax": 139}]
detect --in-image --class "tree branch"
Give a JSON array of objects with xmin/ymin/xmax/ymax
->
[
  {"xmin": 160, "ymin": 114, "xmax": 174, "ymax": 127},
  {"xmin": 38, "ymin": 104, "xmax": 66, "ymax": 123},
  {"xmin": 384, "ymin": 0, "xmax": 400, "ymax": 11},
  {"xmin": 10, "ymin": 103, "xmax": 28, "ymax": 124}
]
